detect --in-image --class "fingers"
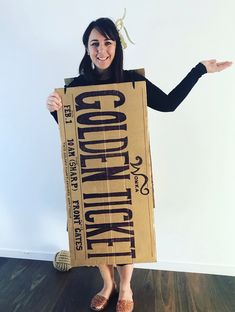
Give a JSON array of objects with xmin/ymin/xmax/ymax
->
[
  {"xmin": 217, "ymin": 61, "xmax": 233, "ymax": 72},
  {"xmin": 202, "ymin": 59, "xmax": 216, "ymax": 64},
  {"xmin": 217, "ymin": 61, "xmax": 233, "ymax": 66},
  {"xmin": 201, "ymin": 59, "xmax": 232, "ymax": 73},
  {"xmin": 47, "ymin": 91, "xmax": 62, "ymax": 112}
]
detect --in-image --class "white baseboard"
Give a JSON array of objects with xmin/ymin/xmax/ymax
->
[
  {"xmin": 0, "ymin": 248, "xmax": 234, "ymax": 277},
  {"xmin": 135, "ymin": 261, "xmax": 235, "ymax": 277},
  {"xmin": 0, "ymin": 248, "xmax": 54, "ymax": 262}
]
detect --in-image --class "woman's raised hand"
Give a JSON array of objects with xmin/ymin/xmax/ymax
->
[
  {"xmin": 201, "ymin": 59, "xmax": 233, "ymax": 73},
  {"xmin": 46, "ymin": 91, "xmax": 62, "ymax": 112}
]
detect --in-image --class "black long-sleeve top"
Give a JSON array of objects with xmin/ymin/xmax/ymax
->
[{"xmin": 51, "ymin": 62, "xmax": 207, "ymax": 123}]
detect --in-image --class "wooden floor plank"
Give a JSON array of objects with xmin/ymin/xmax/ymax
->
[{"xmin": 0, "ymin": 257, "xmax": 234, "ymax": 312}]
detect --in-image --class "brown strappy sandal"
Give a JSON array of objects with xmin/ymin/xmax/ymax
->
[
  {"xmin": 116, "ymin": 299, "xmax": 134, "ymax": 312},
  {"xmin": 90, "ymin": 284, "xmax": 118, "ymax": 311}
]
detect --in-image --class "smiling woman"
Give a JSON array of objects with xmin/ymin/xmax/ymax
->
[
  {"xmin": 46, "ymin": 16, "xmax": 232, "ymax": 312},
  {"xmin": 87, "ymin": 28, "xmax": 116, "ymax": 73},
  {"xmin": 78, "ymin": 18, "xmax": 124, "ymax": 83}
]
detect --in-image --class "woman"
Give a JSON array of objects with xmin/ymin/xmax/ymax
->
[{"xmin": 47, "ymin": 17, "xmax": 232, "ymax": 312}]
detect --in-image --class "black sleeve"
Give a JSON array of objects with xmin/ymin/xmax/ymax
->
[
  {"xmin": 145, "ymin": 62, "xmax": 207, "ymax": 112},
  {"xmin": 50, "ymin": 111, "xmax": 58, "ymax": 123}
]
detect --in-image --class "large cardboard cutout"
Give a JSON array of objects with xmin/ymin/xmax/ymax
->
[{"xmin": 56, "ymin": 81, "xmax": 157, "ymax": 267}]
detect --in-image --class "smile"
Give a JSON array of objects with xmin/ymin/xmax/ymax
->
[{"xmin": 97, "ymin": 57, "xmax": 109, "ymax": 61}]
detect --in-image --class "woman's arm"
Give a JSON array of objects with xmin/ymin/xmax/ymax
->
[{"xmin": 145, "ymin": 60, "xmax": 232, "ymax": 112}]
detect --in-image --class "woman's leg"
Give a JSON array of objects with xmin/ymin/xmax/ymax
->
[
  {"xmin": 96, "ymin": 264, "xmax": 116, "ymax": 298},
  {"xmin": 116, "ymin": 264, "xmax": 134, "ymax": 301},
  {"xmin": 90, "ymin": 265, "xmax": 117, "ymax": 310}
]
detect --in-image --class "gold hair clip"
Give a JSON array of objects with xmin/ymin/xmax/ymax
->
[{"xmin": 115, "ymin": 8, "xmax": 135, "ymax": 49}]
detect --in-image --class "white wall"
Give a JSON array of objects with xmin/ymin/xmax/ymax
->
[{"xmin": 0, "ymin": 0, "xmax": 234, "ymax": 276}]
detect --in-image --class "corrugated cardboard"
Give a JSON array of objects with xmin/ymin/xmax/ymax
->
[{"xmin": 56, "ymin": 80, "xmax": 157, "ymax": 267}]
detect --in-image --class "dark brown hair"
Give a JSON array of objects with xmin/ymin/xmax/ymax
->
[{"xmin": 79, "ymin": 17, "xmax": 124, "ymax": 82}]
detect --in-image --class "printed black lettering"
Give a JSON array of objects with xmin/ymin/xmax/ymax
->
[
  {"xmin": 87, "ymin": 236, "xmax": 135, "ymax": 250},
  {"xmin": 77, "ymin": 111, "xmax": 126, "ymax": 125},
  {"xmin": 83, "ymin": 188, "xmax": 131, "ymax": 200},
  {"xmin": 78, "ymin": 124, "xmax": 127, "ymax": 139},
  {"xmin": 88, "ymin": 249, "xmax": 136, "ymax": 259},
  {"xmin": 79, "ymin": 137, "xmax": 128, "ymax": 154},
  {"xmin": 81, "ymin": 165, "xmax": 130, "ymax": 182},
  {"xmin": 75, "ymin": 90, "xmax": 125, "ymax": 111},
  {"xmin": 86, "ymin": 221, "xmax": 134, "ymax": 237},
  {"xmin": 85, "ymin": 208, "xmax": 133, "ymax": 222},
  {"xmin": 80, "ymin": 151, "xmax": 129, "ymax": 168}
]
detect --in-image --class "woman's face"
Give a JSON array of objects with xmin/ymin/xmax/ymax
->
[{"xmin": 87, "ymin": 28, "xmax": 116, "ymax": 73}]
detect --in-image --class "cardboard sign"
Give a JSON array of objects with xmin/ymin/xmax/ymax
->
[{"xmin": 56, "ymin": 81, "xmax": 157, "ymax": 266}]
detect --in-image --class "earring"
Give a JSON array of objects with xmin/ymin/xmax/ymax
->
[{"xmin": 91, "ymin": 62, "xmax": 95, "ymax": 70}]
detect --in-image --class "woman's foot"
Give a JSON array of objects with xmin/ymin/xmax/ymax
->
[
  {"xmin": 116, "ymin": 287, "xmax": 134, "ymax": 312},
  {"xmin": 90, "ymin": 282, "xmax": 117, "ymax": 311},
  {"xmin": 97, "ymin": 282, "xmax": 117, "ymax": 298},
  {"xmin": 118, "ymin": 287, "xmax": 133, "ymax": 301}
]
